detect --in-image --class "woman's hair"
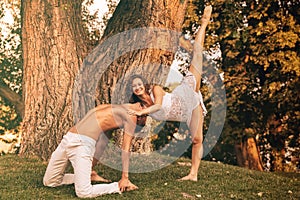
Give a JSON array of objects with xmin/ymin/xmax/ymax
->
[{"xmin": 126, "ymin": 74, "xmax": 151, "ymax": 104}]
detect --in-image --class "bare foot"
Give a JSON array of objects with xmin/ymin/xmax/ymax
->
[
  {"xmin": 91, "ymin": 170, "xmax": 111, "ymax": 182},
  {"xmin": 201, "ymin": 5, "xmax": 212, "ymax": 25},
  {"xmin": 178, "ymin": 174, "xmax": 198, "ymax": 182}
]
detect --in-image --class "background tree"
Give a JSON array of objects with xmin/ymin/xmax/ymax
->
[
  {"xmin": 180, "ymin": 0, "xmax": 299, "ymax": 171},
  {"xmin": 211, "ymin": 0, "xmax": 299, "ymax": 171},
  {"xmin": 19, "ymin": 0, "xmax": 91, "ymax": 160}
]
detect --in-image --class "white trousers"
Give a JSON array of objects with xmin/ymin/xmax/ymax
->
[{"xmin": 43, "ymin": 132, "xmax": 120, "ymax": 198}]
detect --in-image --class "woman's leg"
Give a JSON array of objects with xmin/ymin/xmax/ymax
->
[
  {"xmin": 189, "ymin": 5, "xmax": 212, "ymax": 91},
  {"xmin": 179, "ymin": 105, "xmax": 204, "ymax": 181}
]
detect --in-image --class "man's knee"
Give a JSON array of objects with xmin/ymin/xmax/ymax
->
[
  {"xmin": 76, "ymin": 190, "xmax": 92, "ymax": 198},
  {"xmin": 43, "ymin": 176, "xmax": 58, "ymax": 187}
]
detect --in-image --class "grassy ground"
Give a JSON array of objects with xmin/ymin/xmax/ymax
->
[{"xmin": 0, "ymin": 154, "xmax": 299, "ymax": 200}]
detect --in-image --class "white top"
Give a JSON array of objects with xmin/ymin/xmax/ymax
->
[{"xmin": 149, "ymin": 72, "xmax": 207, "ymax": 125}]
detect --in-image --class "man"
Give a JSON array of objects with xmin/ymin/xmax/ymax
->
[{"xmin": 43, "ymin": 103, "xmax": 146, "ymax": 198}]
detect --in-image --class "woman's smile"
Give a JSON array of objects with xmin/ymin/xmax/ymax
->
[{"xmin": 132, "ymin": 78, "xmax": 145, "ymax": 96}]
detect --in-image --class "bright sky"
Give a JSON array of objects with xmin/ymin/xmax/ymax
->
[
  {"xmin": 85, "ymin": 0, "xmax": 108, "ymax": 19},
  {"xmin": 0, "ymin": 4, "xmax": 14, "ymax": 38}
]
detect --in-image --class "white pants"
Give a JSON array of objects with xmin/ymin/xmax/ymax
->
[{"xmin": 43, "ymin": 132, "xmax": 120, "ymax": 198}]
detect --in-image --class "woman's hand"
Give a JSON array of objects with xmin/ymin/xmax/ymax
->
[{"xmin": 127, "ymin": 109, "xmax": 143, "ymax": 116}]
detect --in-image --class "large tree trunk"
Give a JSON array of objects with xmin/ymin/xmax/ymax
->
[
  {"xmin": 73, "ymin": 0, "xmax": 188, "ymax": 118},
  {"xmin": 235, "ymin": 136, "xmax": 264, "ymax": 171},
  {"xmin": 19, "ymin": 0, "xmax": 89, "ymax": 160},
  {"xmin": 100, "ymin": 0, "xmax": 188, "ymax": 104},
  {"xmin": 72, "ymin": 0, "xmax": 188, "ymax": 153}
]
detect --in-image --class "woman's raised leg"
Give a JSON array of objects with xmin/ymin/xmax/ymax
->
[{"xmin": 189, "ymin": 5, "xmax": 212, "ymax": 91}]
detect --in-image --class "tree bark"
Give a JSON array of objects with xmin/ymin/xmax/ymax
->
[
  {"xmin": 19, "ymin": 0, "xmax": 89, "ymax": 160},
  {"xmin": 97, "ymin": 0, "xmax": 188, "ymax": 105},
  {"xmin": 235, "ymin": 136, "xmax": 264, "ymax": 171}
]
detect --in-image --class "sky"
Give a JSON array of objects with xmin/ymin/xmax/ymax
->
[
  {"xmin": 85, "ymin": 0, "xmax": 109, "ymax": 20},
  {"xmin": 0, "ymin": 4, "xmax": 14, "ymax": 38}
]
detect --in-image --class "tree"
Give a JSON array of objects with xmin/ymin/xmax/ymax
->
[
  {"xmin": 181, "ymin": 0, "xmax": 299, "ymax": 171},
  {"xmin": 19, "ymin": 0, "xmax": 188, "ymax": 160},
  {"xmin": 19, "ymin": 0, "xmax": 91, "ymax": 160},
  {"xmin": 212, "ymin": 0, "xmax": 299, "ymax": 171}
]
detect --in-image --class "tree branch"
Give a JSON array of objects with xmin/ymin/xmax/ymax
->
[{"xmin": 0, "ymin": 83, "xmax": 24, "ymax": 118}]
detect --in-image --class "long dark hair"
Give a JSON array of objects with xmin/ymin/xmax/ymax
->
[{"xmin": 126, "ymin": 74, "xmax": 151, "ymax": 104}]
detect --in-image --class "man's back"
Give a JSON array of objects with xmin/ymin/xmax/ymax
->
[{"xmin": 70, "ymin": 103, "xmax": 142, "ymax": 140}]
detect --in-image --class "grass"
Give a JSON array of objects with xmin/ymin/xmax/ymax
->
[{"xmin": 0, "ymin": 154, "xmax": 299, "ymax": 200}]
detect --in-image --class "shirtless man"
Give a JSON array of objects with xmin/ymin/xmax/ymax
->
[{"xmin": 43, "ymin": 103, "xmax": 146, "ymax": 198}]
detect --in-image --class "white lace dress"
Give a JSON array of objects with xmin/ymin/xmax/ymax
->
[{"xmin": 149, "ymin": 72, "xmax": 207, "ymax": 125}]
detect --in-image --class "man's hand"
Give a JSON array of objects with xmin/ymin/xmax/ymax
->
[{"xmin": 118, "ymin": 178, "xmax": 138, "ymax": 192}]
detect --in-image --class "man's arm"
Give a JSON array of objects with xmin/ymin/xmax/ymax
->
[
  {"xmin": 118, "ymin": 117, "xmax": 138, "ymax": 192},
  {"xmin": 93, "ymin": 131, "xmax": 111, "ymax": 163}
]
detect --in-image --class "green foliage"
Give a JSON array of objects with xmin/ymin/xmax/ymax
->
[
  {"xmin": 0, "ymin": 0, "xmax": 22, "ymax": 132},
  {"xmin": 0, "ymin": 154, "xmax": 299, "ymax": 199},
  {"xmin": 182, "ymin": 0, "xmax": 299, "ymax": 170},
  {"xmin": 215, "ymin": 0, "xmax": 299, "ymax": 170},
  {"xmin": 151, "ymin": 121, "xmax": 191, "ymax": 157}
]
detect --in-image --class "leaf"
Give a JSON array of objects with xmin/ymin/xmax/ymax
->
[{"xmin": 181, "ymin": 192, "xmax": 195, "ymax": 199}]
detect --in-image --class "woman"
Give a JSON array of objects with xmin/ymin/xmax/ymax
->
[{"xmin": 127, "ymin": 5, "xmax": 212, "ymax": 181}]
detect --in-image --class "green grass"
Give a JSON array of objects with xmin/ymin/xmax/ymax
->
[{"xmin": 0, "ymin": 154, "xmax": 299, "ymax": 200}]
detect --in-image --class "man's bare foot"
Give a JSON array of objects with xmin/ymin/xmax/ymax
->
[
  {"xmin": 178, "ymin": 174, "xmax": 198, "ymax": 182},
  {"xmin": 201, "ymin": 5, "xmax": 212, "ymax": 25},
  {"xmin": 91, "ymin": 170, "xmax": 111, "ymax": 182}
]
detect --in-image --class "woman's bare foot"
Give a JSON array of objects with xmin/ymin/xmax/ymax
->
[
  {"xmin": 201, "ymin": 5, "xmax": 212, "ymax": 25},
  {"xmin": 91, "ymin": 170, "xmax": 111, "ymax": 182},
  {"xmin": 178, "ymin": 174, "xmax": 198, "ymax": 182}
]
